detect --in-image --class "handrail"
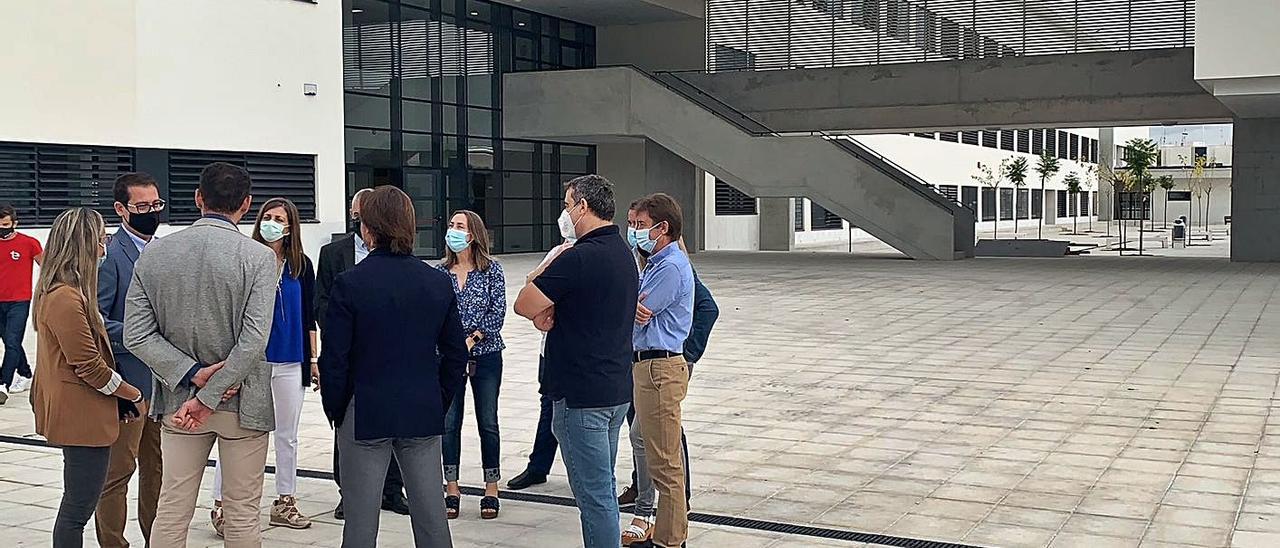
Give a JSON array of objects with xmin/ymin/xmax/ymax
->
[{"xmin": 512, "ymin": 65, "xmax": 967, "ymax": 215}]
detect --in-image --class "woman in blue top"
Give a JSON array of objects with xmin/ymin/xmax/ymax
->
[
  {"xmin": 437, "ymin": 210, "xmax": 506, "ymax": 520},
  {"xmin": 210, "ymin": 198, "xmax": 318, "ymax": 535}
]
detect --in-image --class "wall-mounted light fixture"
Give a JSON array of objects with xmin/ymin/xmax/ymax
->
[{"xmin": 303, "ymin": 83, "xmax": 318, "ymax": 96}]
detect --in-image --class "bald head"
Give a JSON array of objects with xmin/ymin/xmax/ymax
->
[{"xmin": 351, "ymin": 188, "xmax": 373, "ymax": 220}]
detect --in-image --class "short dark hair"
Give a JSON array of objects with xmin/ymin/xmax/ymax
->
[
  {"xmin": 198, "ymin": 162, "xmax": 252, "ymax": 214},
  {"xmin": 360, "ymin": 185, "xmax": 416, "ymax": 255},
  {"xmin": 112, "ymin": 172, "xmax": 159, "ymax": 206},
  {"xmin": 0, "ymin": 203, "xmax": 13, "ymax": 222},
  {"xmin": 630, "ymin": 193, "xmax": 684, "ymax": 241},
  {"xmin": 565, "ymin": 174, "xmax": 615, "ymax": 221}
]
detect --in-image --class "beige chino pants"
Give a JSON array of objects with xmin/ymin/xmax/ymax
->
[
  {"xmin": 149, "ymin": 411, "xmax": 268, "ymax": 548},
  {"xmin": 633, "ymin": 356, "xmax": 690, "ymax": 548}
]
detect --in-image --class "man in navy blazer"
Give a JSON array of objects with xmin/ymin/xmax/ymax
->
[
  {"xmin": 95, "ymin": 172, "xmax": 165, "ymax": 546},
  {"xmin": 316, "ymin": 189, "xmax": 410, "ymax": 518},
  {"xmin": 319, "ymin": 185, "xmax": 467, "ymax": 547}
]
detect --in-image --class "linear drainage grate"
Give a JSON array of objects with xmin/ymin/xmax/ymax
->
[{"xmin": 0, "ymin": 434, "xmax": 985, "ymax": 548}]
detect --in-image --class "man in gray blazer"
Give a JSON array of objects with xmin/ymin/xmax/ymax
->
[{"xmin": 125, "ymin": 162, "xmax": 280, "ymax": 548}]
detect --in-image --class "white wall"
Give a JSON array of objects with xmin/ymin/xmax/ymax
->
[
  {"xmin": 1196, "ymin": 0, "xmax": 1280, "ymax": 81},
  {"xmin": 0, "ymin": 0, "xmax": 346, "ymax": 260},
  {"xmin": 701, "ymin": 173, "xmax": 760, "ymax": 250}
]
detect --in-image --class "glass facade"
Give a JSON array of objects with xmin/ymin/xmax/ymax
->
[{"xmin": 343, "ymin": 0, "xmax": 596, "ymax": 258}]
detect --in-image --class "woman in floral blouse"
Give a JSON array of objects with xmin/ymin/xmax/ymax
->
[{"xmin": 437, "ymin": 210, "xmax": 507, "ymax": 520}]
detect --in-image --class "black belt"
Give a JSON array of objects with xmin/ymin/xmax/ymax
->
[{"xmin": 633, "ymin": 350, "xmax": 680, "ymax": 362}]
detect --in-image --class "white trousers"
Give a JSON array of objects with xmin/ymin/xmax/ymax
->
[{"xmin": 213, "ymin": 363, "xmax": 304, "ymax": 499}]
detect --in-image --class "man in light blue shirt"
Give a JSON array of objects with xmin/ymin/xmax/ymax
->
[{"xmin": 626, "ymin": 193, "xmax": 693, "ymax": 548}]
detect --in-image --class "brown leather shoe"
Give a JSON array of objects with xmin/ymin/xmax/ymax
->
[{"xmin": 618, "ymin": 484, "xmax": 638, "ymax": 505}]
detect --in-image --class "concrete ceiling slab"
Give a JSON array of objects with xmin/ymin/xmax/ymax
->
[{"xmin": 491, "ymin": 0, "xmax": 702, "ymax": 25}]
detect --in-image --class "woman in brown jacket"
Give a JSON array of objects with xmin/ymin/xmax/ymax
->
[{"xmin": 30, "ymin": 207, "xmax": 143, "ymax": 548}]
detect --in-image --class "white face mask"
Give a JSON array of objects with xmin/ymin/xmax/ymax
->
[{"xmin": 558, "ymin": 207, "xmax": 577, "ymax": 240}]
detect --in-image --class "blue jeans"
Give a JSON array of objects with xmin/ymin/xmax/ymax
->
[
  {"xmin": 552, "ymin": 400, "xmax": 628, "ymax": 548},
  {"xmin": 526, "ymin": 357, "xmax": 558, "ymax": 475},
  {"xmin": 443, "ymin": 351, "xmax": 502, "ymax": 483},
  {"xmin": 0, "ymin": 301, "xmax": 31, "ymax": 388}
]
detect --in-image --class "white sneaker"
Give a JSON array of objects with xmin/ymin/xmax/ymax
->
[
  {"xmin": 9, "ymin": 376, "xmax": 30, "ymax": 393},
  {"xmin": 0, "ymin": 385, "xmax": 8, "ymax": 405}
]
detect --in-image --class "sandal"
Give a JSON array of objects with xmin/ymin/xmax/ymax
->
[
  {"xmin": 210, "ymin": 500, "xmax": 225, "ymax": 538},
  {"xmin": 480, "ymin": 496, "xmax": 500, "ymax": 519},
  {"xmin": 445, "ymin": 495, "xmax": 460, "ymax": 519},
  {"xmin": 621, "ymin": 516, "xmax": 653, "ymax": 546}
]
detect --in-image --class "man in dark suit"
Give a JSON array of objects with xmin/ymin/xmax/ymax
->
[
  {"xmin": 316, "ymin": 189, "xmax": 409, "ymax": 518},
  {"xmin": 96, "ymin": 172, "xmax": 166, "ymax": 547}
]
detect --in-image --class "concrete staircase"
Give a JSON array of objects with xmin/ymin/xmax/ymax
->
[{"xmin": 502, "ymin": 66, "xmax": 974, "ymax": 260}]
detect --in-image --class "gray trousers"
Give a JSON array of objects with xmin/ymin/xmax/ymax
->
[
  {"xmin": 54, "ymin": 446, "xmax": 112, "ymax": 548},
  {"xmin": 337, "ymin": 401, "xmax": 453, "ymax": 548}
]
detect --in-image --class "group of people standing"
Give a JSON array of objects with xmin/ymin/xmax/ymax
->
[
  {"xmin": 513, "ymin": 175, "xmax": 718, "ymax": 548},
  {"xmin": 13, "ymin": 164, "xmax": 715, "ymax": 548}
]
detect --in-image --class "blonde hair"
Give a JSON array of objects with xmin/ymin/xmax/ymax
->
[
  {"xmin": 440, "ymin": 210, "xmax": 495, "ymax": 272},
  {"xmin": 32, "ymin": 208, "xmax": 106, "ymax": 335}
]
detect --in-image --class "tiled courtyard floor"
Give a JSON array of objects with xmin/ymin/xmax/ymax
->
[{"xmin": 0, "ymin": 249, "xmax": 1277, "ymax": 547}]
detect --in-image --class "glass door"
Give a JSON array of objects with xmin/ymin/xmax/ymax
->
[{"xmin": 404, "ymin": 168, "xmax": 446, "ymax": 259}]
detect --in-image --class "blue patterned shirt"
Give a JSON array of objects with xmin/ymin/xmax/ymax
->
[{"xmin": 436, "ymin": 260, "xmax": 507, "ymax": 356}]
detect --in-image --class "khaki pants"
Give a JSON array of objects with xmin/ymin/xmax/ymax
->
[
  {"xmin": 633, "ymin": 356, "xmax": 689, "ymax": 547},
  {"xmin": 95, "ymin": 415, "xmax": 163, "ymax": 547},
  {"xmin": 150, "ymin": 411, "xmax": 268, "ymax": 548}
]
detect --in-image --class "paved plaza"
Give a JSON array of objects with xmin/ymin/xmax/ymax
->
[{"xmin": 0, "ymin": 248, "xmax": 1277, "ymax": 547}]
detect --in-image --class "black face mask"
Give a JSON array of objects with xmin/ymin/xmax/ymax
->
[
  {"xmin": 126, "ymin": 211, "xmax": 160, "ymax": 236},
  {"xmin": 0, "ymin": 227, "xmax": 12, "ymax": 238}
]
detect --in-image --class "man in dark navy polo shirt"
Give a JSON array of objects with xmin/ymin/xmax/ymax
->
[{"xmin": 515, "ymin": 174, "xmax": 638, "ymax": 548}]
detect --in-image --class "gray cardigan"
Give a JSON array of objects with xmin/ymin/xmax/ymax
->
[{"xmin": 124, "ymin": 217, "xmax": 280, "ymax": 432}]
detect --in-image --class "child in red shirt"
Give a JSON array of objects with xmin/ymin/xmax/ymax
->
[{"xmin": 0, "ymin": 203, "xmax": 43, "ymax": 403}]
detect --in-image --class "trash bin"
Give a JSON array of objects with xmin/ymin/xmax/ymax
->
[{"xmin": 1172, "ymin": 219, "xmax": 1186, "ymax": 242}]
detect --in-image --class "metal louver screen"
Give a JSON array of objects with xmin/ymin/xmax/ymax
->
[
  {"xmin": 707, "ymin": 0, "xmax": 1194, "ymax": 72},
  {"xmin": 344, "ymin": 19, "xmax": 494, "ymax": 93},
  {"xmin": 810, "ymin": 201, "xmax": 843, "ymax": 230},
  {"xmin": 714, "ymin": 180, "xmax": 757, "ymax": 216},
  {"xmin": 0, "ymin": 141, "xmax": 316, "ymax": 227},
  {"xmin": 0, "ymin": 142, "xmax": 133, "ymax": 224},
  {"xmin": 168, "ymin": 151, "xmax": 316, "ymax": 223}
]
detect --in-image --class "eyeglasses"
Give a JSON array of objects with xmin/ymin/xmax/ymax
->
[{"xmin": 125, "ymin": 200, "xmax": 167, "ymax": 214}]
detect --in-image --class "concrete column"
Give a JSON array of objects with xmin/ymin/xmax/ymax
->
[
  {"xmin": 596, "ymin": 139, "xmax": 702, "ymax": 253},
  {"xmin": 1044, "ymin": 190, "xmax": 1058, "ymax": 226},
  {"xmin": 758, "ymin": 197, "xmax": 795, "ymax": 251},
  {"xmin": 1231, "ymin": 117, "xmax": 1280, "ymax": 262},
  {"xmin": 1098, "ymin": 128, "xmax": 1116, "ymax": 222}
]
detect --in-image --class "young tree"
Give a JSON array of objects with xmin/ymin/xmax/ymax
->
[
  {"xmin": 1083, "ymin": 165, "xmax": 1097, "ymax": 232},
  {"xmin": 1005, "ymin": 156, "xmax": 1030, "ymax": 236},
  {"xmin": 1157, "ymin": 175, "xmax": 1176, "ymax": 228},
  {"xmin": 1064, "ymin": 171, "xmax": 1083, "ymax": 235},
  {"xmin": 1122, "ymin": 138, "xmax": 1159, "ymax": 234},
  {"xmin": 1034, "ymin": 150, "xmax": 1061, "ymax": 240},
  {"xmin": 972, "ymin": 160, "xmax": 1006, "ymax": 239},
  {"xmin": 1099, "ymin": 162, "xmax": 1133, "ymax": 248},
  {"xmin": 1201, "ymin": 156, "xmax": 1218, "ymax": 235}
]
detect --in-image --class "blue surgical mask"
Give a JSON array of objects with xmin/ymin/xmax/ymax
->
[
  {"xmin": 445, "ymin": 228, "xmax": 470, "ymax": 253},
  {"xmin": 635, "ymin": 222, "xmax": 664, "ymax": 254},
  {"xmin": 259, "ymin": 220, "xmax": 287, "ymax": 243},
  {"xmin": 627, "ymin": 227, "xmax": 640, "ymax": 249}
]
